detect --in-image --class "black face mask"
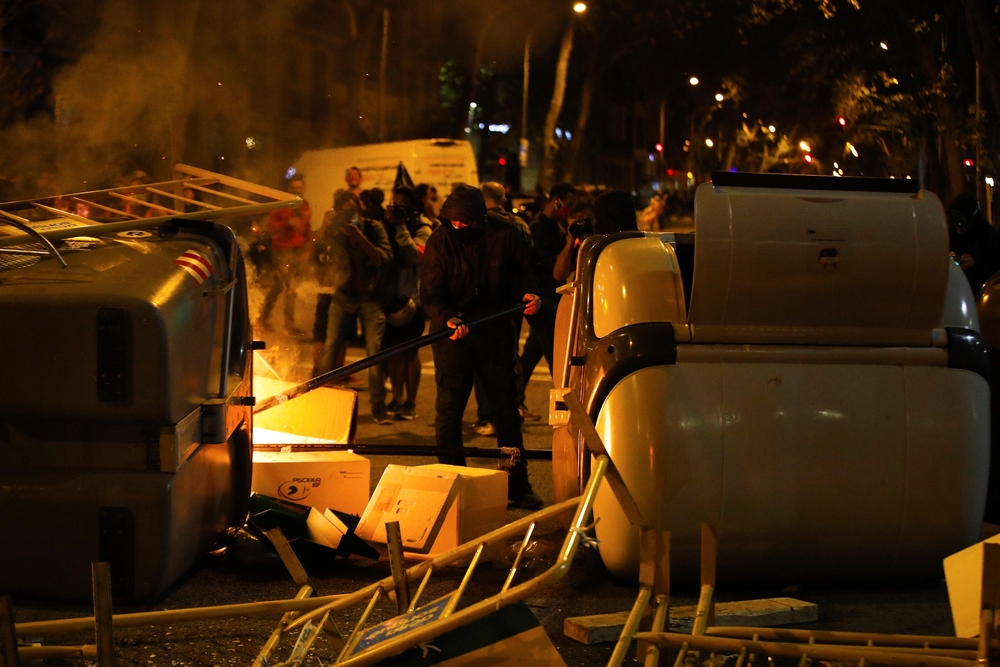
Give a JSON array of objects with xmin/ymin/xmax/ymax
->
[{"xmin": 449, "ymin": 224, "xmax": 483, "ymax": 244}]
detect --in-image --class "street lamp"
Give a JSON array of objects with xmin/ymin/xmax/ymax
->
[
  {"xmin": 573, "ymin": 2, "xmax": 587, "ymax": 12},
  {"xmin": 705, "ymin": 138, "xmax": 714, "ymax": 147},
  {"xmin": 714, "ymin": 93, "xmax": 724, "ymax": 102},
  {"xmin": 689, "ymin": 76, "xmax": 699, "ymax": 86},
  {"xmin": 799, "ymin": 141, "xmax": 811, "ymax": 152}
]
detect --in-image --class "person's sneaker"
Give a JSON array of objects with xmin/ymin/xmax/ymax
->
[
  {"xmin": 473, "ymin": 420, "xmax": 497, "ymax": 436},
  {"xmin": 386, "ymin": 399, "xmax": 400, "ymax": 416},
  {"xmin": 508, "ymin": 488, "xmax": 544, "ymax": 510},
  {"xmin": 395, "ymin": 401, "xmax": 417, "ymax": 421},
  {"xmin": 371, "ymin": 404, "xmax": 393, "ymax": 425},
  {"xmin": 519, "ymin": 404, "xmax": 542, "ymax": 422}
]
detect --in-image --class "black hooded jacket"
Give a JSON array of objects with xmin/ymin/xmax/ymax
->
[{"xmin": 420, "ymin": 215, "xmax": 535, "ymax": 332}]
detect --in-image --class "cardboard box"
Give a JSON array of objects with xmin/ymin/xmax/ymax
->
[
  {"xmin": 422, "ymin": 464, "xmax": 507, "ymax": 559},
  {"xmin": 944, "ymin": 533, "xmax": 1000, "ymax": 637},
  {"xmin": 356, "ymin": 465, "xmax": 459, "ymax": 553},
  {"xmin": 356, "ymin": 464, "xmax": 507, "ymax": 560},
  {"xmin": 251, "ymin": 450, "xmax": 369, "ymax": 517},
  {"xmin": 253, "ymin": 377, "xmax": 357, "ymax": 443}
]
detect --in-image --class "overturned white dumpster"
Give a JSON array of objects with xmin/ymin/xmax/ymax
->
[{"xmin": 553, "ymin": 172, "xmax": 990, "ymax": 583}]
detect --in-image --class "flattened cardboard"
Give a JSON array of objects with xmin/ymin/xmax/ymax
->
[
  {"xmin": 356, "ymin": 465, "xmax": 459, "ymax": 553},
  {"xmin": 253, "ymin": 376, "xmax": 357, "ymax": 444},
  {"xmin": 944, "ymin": 533, "xmax": 1000, "ymax": 637},
  {"xmin": 251, "ymin": 450, "xmax": 369, "ymax": 517}
]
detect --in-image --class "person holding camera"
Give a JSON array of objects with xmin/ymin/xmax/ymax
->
[
  {"xmin": 519, "ymin": 182, "xmax": 577, "ymax": 410},
  {"xmin": 315, "ymin": 189, "xmax": 394, "ymax": 424},
  {"xmin": 380, "ymin": 186, "xmax": 433, "ymax": 421}
]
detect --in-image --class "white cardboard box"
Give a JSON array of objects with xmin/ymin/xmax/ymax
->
[
  {"xmin": 356, "ymin": 464, "xmax": 507, "ymax": 560},
  {"xmin": 421, "ymin": 464, "xmax": 507, "ymax": 559},
  {"xmin": 251, "ymin": 450, "xmax": 369, "ymax": 517},
  {"xmin": 944, "ymin": 533, "xmax": 1000, "ymax": 637}
]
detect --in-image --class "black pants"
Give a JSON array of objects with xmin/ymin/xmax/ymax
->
[
  {"xmin": 475, "ymin": 314, "xmax": 525, "ymax": 422},
  {"xmin": 518, "ymin": 312, "xmax": 555, "ymax": 404},
  {"xmin": 431, "ymin": 324, "xmax": 529, "ymax": 490}
]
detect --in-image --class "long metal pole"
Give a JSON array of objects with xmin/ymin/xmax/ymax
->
[
  {"xmin": 252, "ymin": 443, "xmax": 553, "ymax": 460},
  {"xmin": 254, "ymin": 302, "xmax": 527, "ymax": 414}
]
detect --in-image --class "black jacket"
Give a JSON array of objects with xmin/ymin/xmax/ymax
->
[{"xmin": 420, "ymin": 216, "xmax": 535, "ymax": 332}]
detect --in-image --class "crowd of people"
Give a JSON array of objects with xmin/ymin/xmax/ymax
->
[{"xmin": 249, "ymin": 166, "xmax": 640, "ymax": 508}]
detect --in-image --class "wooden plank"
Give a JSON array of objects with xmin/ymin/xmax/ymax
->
[
  {"xmin": 91, "ymin": 562, "xmax": 114, "ymax": 667},
  {"xmin": 70, "ymin": 198, "xmax": 141, "ymax": 219},
  {"xmin": 262, "ymin": 527, "xmax": 310, "ymax": 587},
  {"xmin": 182, "ymin": 182, "xmax": 258, "ymax": 205},
  {"xmin": 565, "ymin": 598, "xmax": 820, "ymax": 645},
  {"xmin": 386, "ymin": 521, "xmax": 411, "ymax": 614},
  {"xmin": 107, "ymin": 192, "xmax": 183, "ymax": 215},
  {"xmin": 639, "ymin": 528, "xmax": 670, "ymax": 597},
  {"xmin": 145, "ymin": 187, "xmax": 222, "ymax": 210},
  {"xmin": 562, "ymin": 391, "xmax": 643, "ymax": 525},
  {"xmin": 0, "ymin": 596, "xmax": 19, "ymax": 667},
  {"xmin": 702, "ymin": 523, "xmax": 718, "ymax": 628}
]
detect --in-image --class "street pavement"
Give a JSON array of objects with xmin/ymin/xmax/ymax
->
[{"xmin": 10, "ymin": 329, "xmax": 992, "ymax": 666}]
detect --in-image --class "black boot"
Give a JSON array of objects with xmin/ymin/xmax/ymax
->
[{"xmin": 507, "ymin": 463, "xmax": 543, "ymax": 509}]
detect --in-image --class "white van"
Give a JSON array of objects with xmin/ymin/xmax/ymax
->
[{"xmin": 294, "ymin": 138, "xmax": 479, "ymax": 226}]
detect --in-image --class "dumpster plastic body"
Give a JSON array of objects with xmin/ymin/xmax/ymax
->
[
  {"xmin": 553, "ymin": 174, "xmax": 990, "ymax": 583},
  {"xmin": 0, "ymin": 222, "xmax": 253, "ymax": 600}
]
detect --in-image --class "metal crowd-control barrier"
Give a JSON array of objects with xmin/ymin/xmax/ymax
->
[
  {"xmin": 606, "ymin": 529, "xmax": 993, "ymax": 667},
  {"xmin": 2, "ymin": 381, "xmax": 641, "ymax": 665},
  {"xmin": 254, "ymin": 453, "xmax": 611, "ymax": 667}
]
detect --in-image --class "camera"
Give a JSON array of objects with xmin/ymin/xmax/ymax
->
[{"xmin": 568, "ymin": 219, "xmax": 593, "ymax": 240}]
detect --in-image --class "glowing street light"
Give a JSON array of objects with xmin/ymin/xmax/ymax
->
[
  {"xmin": 715, "ymin": 93, "xmax": 724, "ymax": 102},
  {"xmin": 879, "ymin": 41, "xmax": 888, "ymax": 50},
  {"xmin": 705, "ymin": 138, "xmax": 714, "ymax": 147},
  {"xmin": 768, "ymin": 125, "xmax": 776, "ymax": 133},
  {"xmin": 799, "ymin": 141, "xmax": 811, "ymax": 152},
  {"xmin": 573, "ymin": 2, "xmax": 587, "ymax": 12},
  {"xmin": 847, "ymin": 142, "xmax": 859, "ymax": 157},
  {"xmin": 689, "ymin": 76, "xmax": 700, "ymax": 86}
]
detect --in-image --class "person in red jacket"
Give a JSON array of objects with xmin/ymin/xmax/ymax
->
[{"xmin": 258, "ymin": 173, "xmax": 312, "ymax": 335}]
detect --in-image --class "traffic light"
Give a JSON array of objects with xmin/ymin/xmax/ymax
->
[
  {"xmin": 499, "ymin": 157, "xmax": 507, "ymax": 166},
  {"xmin": 837, "ymin": 116, "xmax": 847, "ymax": 127},
  {"xmin": 964, "ymin": 158, "xmax": 974, "ymax": 167},
  {"xmin": 655, "ymin": 142, "xmax": 664, "ymax": 153},
  {"xmin": 804, "ymin": 154, "xmax": 813, "ymax": 164}
]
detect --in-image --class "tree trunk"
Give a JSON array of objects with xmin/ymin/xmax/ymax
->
[
  {"xmin": 539, "ymin": 21, "xmax": 575, "ymax": 191},
  {"xmin": 916, "ymin": 32, "xmax": 965, "ymax": 204},
  {"xmin": 562, "ymin": 52, "xmax": 596, "ymax": 184},
  {"xmin": 960, "ymin": 0, "xmax": 1000, "ymax": 116}
]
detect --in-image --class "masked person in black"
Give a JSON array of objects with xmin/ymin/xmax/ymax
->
[{"xmin": 420, "ymin": 185, "xmax": 544, "ymax": 508}]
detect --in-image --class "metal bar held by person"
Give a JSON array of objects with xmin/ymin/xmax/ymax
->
[{"xmin": 253, "ymin": 302, "xmax": 528, "ymax": 415}]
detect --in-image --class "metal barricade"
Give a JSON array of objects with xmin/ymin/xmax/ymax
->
[{"xmin": 255, "ymin": 453, "xmax": 611, "ymax": 667}]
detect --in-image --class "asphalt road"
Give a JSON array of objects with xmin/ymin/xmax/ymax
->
[{"xmin": 9, "ymin": 328, "xmax": 990, "ymax": 666}]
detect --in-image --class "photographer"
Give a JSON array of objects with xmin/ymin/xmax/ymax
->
[
  {"xmin": 380, "ymin": 186, "xmax": 433, "ymax": 421},
  {"xmin": 553, "ymin": 200, "xmax": 594, "ymax": 283},
  {"xmin": 315, "ymin": 190, "xmax": 394, "ymax": 425}
]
